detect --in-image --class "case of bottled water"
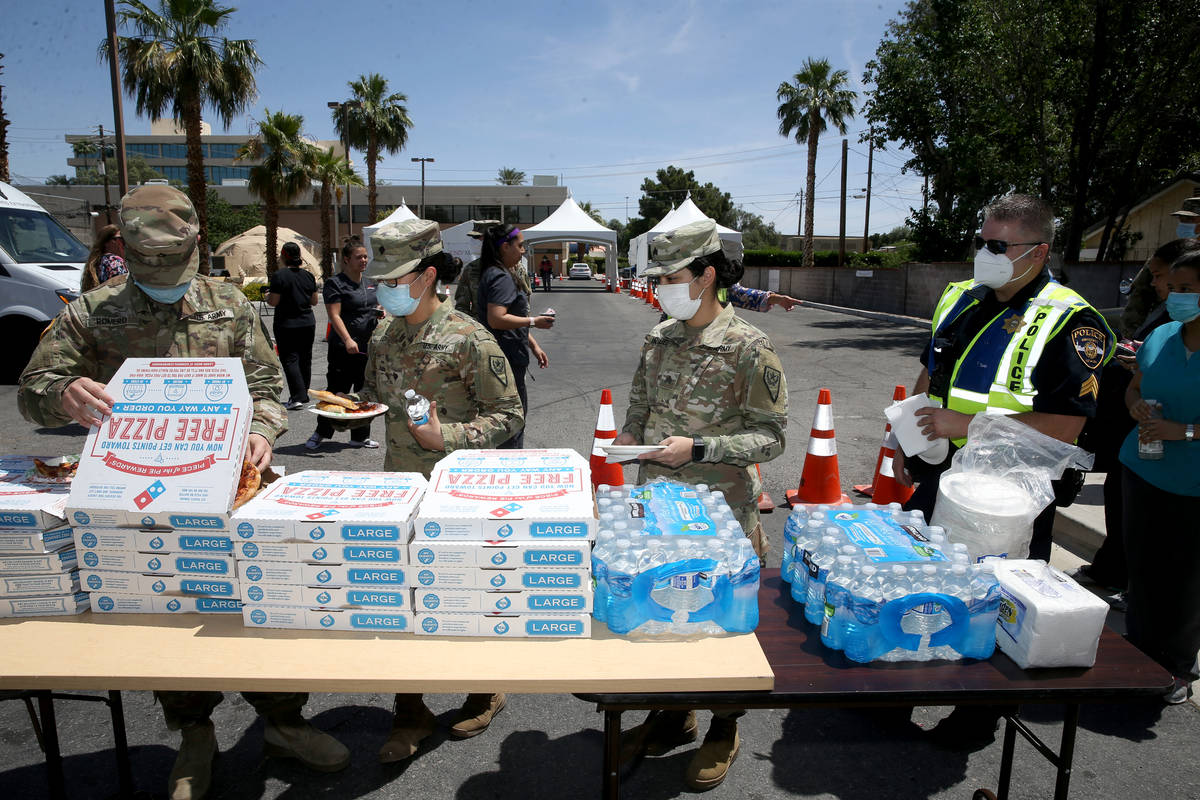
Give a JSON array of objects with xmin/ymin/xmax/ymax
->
[
  {"xmin": 591, "ymin": 480, "xmax": 759, "ymax": 637},
  {"xmin": 783, "ymin": 503, "xmax": 1000, "ymax": 662}
]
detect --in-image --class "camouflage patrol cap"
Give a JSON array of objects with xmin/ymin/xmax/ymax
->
[
  {"xmin": 466, "ymin": 219, "xmax": 501, "ymax": 240},
  {"xmin": 644, "ymin": 219, "xmax": 722, "ymax": 277},
  {"xmin": 117, "ymin": 184, "xmax": 200, "ymax": 287},
  {"xmin": 366, "ymin": 218, "xmax": 443, "ymax": 280},
  {"xmin": 1172, "ymin": 197, "xmax": 1200, "ymax": 219}
]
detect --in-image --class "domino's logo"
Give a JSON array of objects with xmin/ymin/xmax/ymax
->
[
  {"xmin": 493, "ymin": 621, "xmax": 509, "ymax": 635},
  {"xmin": 308, "ymin": 526, "xmax": 326, "ymax": 541},
  {"xmin": 423, "ymin": 522, "xmax": 441, "ymax": 538},
  {"xmin": 490, "ymin": 573, "xmax": 507, "ymax": 587},
  {"xmin": 241, "ymin": 543, "xmax": 260, "ymax": 558},
  {"xmin": 320, "ymin": 614, "xmax": 335, "ymax": 628},
  {"xmin": 147, "ymin": 557, "xmax": 162, "ymax": 571},
  {"xmin": 247, "ymin": 586, "xmax": 264, "ymax": 602},
  {"xmin": 83, "ymin": 552, "xmax": 99, "ymax": 567},
  {"xmin": 97, "ymin": 595, "xmax": 114, "ymax": 611},
  {"xmin": 237, "ymin": 522, "xmax": 254, "ymax": 539},
  {"xmin": 141, "ymin": 516, "xmax": 155, "ymax": 527},
  {"xmin": 312, "ymin": 547, "xmax": 329, "ymax": 561},
  {"xmin": 86, "ymin": 574, "xmax": 102, "ymax": 590},
  {"xmin": 421, "ymin": 617, "xmax": 439, "ymax": 633},
  {"xmin": 418, "ymin": 548, "xmax": 435, "ymax": 564},
  {"xmin": 491, "ymin": 552, "xmax": 508, "ymax": 566},
  {"xmin": 80, "ymin": 533, "xmax": 97, "ymax": 548},
  {"xmin": 495, "ymin": 596, "xmax": 512, "ymax": 610},
  {"xmin": 245, "ymin": 565, "xmax": 263, "ymax": 582},
  {"xmin": 166, "ymin": 599, "xmax": 181, "ymax": 612},
  {"xmin": 316, "ymin": 569, "xmax": 333, "ymax": 584},
  {"xmin": 418, "ymin": 569, "xmax": 435, "ymax": 586},
  {"xmin": 149, "ymin": 536, "xmax": 165, "ymax": 550},
  {"xmin": 497, "ymin": 524, "xmax": 513, "ymax": 539},
  {"xmin": 151, "ymin": 579, "xmax": 167, "ymax": 594},
  {"xmin": 250, "ymin": 609, "xmax": 267, "ymax": 625},
  {"xmin": 422, "ymin": 594, "xmax": 440, "ymax": 609},
  {"xmin": 74, "ymin": 512, "xmax": 91, "ymax": 525},
  {"xmin": 316, "ymin": 591, "xmax": 332, "ymax": 605}
]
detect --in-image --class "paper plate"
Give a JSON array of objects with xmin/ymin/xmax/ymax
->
[
  {"xmin": 308, "ymin": 403, "xmax": 389, "ymax": 421},
  {"xmin": 600, "ymin": 444, "xmax": 666, "ymax": 463}
]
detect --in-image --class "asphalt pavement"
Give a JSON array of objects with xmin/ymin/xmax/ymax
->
[{"xmin": 1, "ymin": 280, "xmax": 1196, "ymax": 799}]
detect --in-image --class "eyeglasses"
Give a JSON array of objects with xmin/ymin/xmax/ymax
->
[
  {"xmin": 974, "ymin": 235, "xmax": 1043, "ymax": 255},
  {"xmin": 377, "ymin": 278, "xmax": 402, "ymax": 288}
]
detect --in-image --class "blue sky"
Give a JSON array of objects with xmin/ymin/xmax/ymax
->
[{"xmin": 4, "ymin": 0, "xmax": 922, "ymax": 236}]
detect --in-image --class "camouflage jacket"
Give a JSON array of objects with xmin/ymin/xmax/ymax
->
[
  {"xmin": 18, "ymin": 275, "xmax": 288, "ymax": 444},
  {"xmin": 454, "ymin": 259, "xmax": 532, "ymax": 318},
  {"xmin": 622, "ymin": 303, "xmax": 788, "ymax": 532},
  {"xmin": 362, "ymin": 301, "xmax": 524, "ymax": 476}
]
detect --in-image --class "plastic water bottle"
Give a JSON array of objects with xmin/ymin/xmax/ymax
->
[
  {"xmin": 961, "ymin": 561, "xmax": 1000, "ymax": 658},
  {"xmin": 1138, "ymin": 399, "xmax": 1164, "ymax": 460},
  {"xmin": 404, "ymin": 389, "xmax": 430, "ymax": 425},
  {"xmin": 932, "ymin": 563, "xmax": 974, "ymax": 659},
  {"xmin": 901, "ymin": 563, "xmax": 946, "ymax": 659},
  {"xmin": 820, "ymin": 555, "xmax": 856, "ymax": 650},
  {"xmin": 804, "ymin": 536, "xmax": 840, "ymax": 624},
  {"xmin": 878, "ymin": 565, "xmax": 912, "ymax": 661},
  {"xmin": 842, "ymin": 565, "xmax": 883, "ymax": 662}
]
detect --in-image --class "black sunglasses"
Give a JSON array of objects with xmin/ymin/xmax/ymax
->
[{"xmin": 974, "ymin": 235, "xmax": 1043, "ymax": 255}]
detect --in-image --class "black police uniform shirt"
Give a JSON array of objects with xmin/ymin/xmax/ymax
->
[
  {"xmin": 919, "ymin": 270, "xmax": 1109, "ymax": 419},
  {"xmin": 478, "ymin": 264, "xmax": 530, "ymax": 368},
  {"xmin": 267, "ymin": 266, "xmax": 317, "ymax": 330},
  {"xmin": 323, "ymin": 271, "xmax": 378, "ymax": 351}
]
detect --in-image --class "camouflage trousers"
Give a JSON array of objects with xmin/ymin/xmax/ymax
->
[{"xmin": 156, "ymin": 690, "xmax": 308, "ymax": 730}]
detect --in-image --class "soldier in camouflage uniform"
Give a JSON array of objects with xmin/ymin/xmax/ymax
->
[
  {"xmin": 358, "ymin": 219, "xmax": 523, "ymax": 763},
  {"xmin": 613, "ymin": 219, "xmax": 788, "ymax": 792},
  {"xmin": 451, "ymin": 219, "xmax": 500, "ymax": 316},
  {"xmin": 17, "ymin": 185, "xmax": 350, "ymax": 800}
]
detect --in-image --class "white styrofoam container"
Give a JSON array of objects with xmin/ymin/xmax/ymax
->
[
  {"xmin": 238, "ymin": 561, "xmax": 408, "ymax": 588},
  {"xmin": 74, "ymin": 528, "xmax": 234, "ymax": 554},
  {"xmin": 992, "ymin": 559, "xmax": 1109, "ymax": 668},
  {"xmin": 89, "ymin": 593, "xmax": 242, "ymax": 614},
  {"xmin": 241, "ymin": 583, "xmax": 411, "ymax": 609},
  {"xmin": 410, "ymin": 566, "xmax": 591, "ymax": 591},
  {"xmin": 81, "ymin": 570, "xmax": 239, "ymax": 598},
  {"xmin": 413, "ymin": 612, "xmax": 591, "ymax": 638},
  {"xmin": 67, "ymin": 358, "xmax": 253, "ymax": 529},
  {"xmin": 413, "ymin": 587, "xmax": 592, "ymax": 614},
  {"xmin": 0, "ymin": 549, "xmax": 78, "ymax": 575},
  {"xmin": 0, "ymin": 525, "xmax": 75, "ymax": 554},
  {"xmin": 414, "ymin": 450, "xmax": 595, "ymax": 541},
  {"xmin": 235, "ymin": 540, "xmax": 408, "ymax": 565},
  {"xmin": 0, "ymin": 473, "xmax": 70, "ymax": 531},
  {"xmin": 78, "ymin": 549, "xmax": 236, "ymax": 577},
  {"xmin": 231, "ymin": 471, "xmax": 426, "ymax": 543},
  {"xmin": 0, "ymin": 591, "xmax": 89, "ymax": 617},
  {"xmin": 0, "ymin": 570, "xmax": 80, "ymax": 597},
  {"xmin": 409, "ymin": 540, "xmax": 591, "ymax": 569},
  {"xmin": 242, "ymin": 605, "xmax": 414, "ymax": 632}
]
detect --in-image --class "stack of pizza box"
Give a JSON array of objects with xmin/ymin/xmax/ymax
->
[
  {"xmin": 70, "ymin": 358, "xmax": 251, "ymax": 616},
  {"xmin": 0, "ymin": 455, "xmax": 85, "ymax": 617},
  {"xmin": 409, "ymin": 449, "xmax": 595, "ymax": 638},
  {"xmin": 234, "ymin": 470, "xmax": 427, "ymax": 632}
]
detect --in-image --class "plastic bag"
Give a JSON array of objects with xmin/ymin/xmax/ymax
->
[{"xmin": 931, "ymin": 414, "xmax": 1093, "ymax": 560}]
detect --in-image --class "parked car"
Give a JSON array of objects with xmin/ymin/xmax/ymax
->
[
  {"xmin": 569, "ymin": 262, "xmax": 592, "ymax": 280},
  {"xmin": 0, "ymin": 182, "xmax": 86, "ymax": 383}
]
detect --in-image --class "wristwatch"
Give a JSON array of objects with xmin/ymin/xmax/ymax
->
[
  {"xmin": 692, "ymin": 436, "xmax": 707, "ymax": 463},
  {"xmin": 1187, "ymin": 424, "xmax": 1195, "ymax": 442}
]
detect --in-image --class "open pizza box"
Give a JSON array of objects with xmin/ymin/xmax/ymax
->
[{"xmin": 66, "ymin": 358, "xmax": 252, "ymax": 531}]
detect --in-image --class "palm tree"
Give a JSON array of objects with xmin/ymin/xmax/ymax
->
[
  {"xmin": 496, "ymin": 167, "xmax": 526, "ymax": 186},
  {"xmin": 72, "ymin": 141, "xmax": 98, "ymax": 173},
  {"xmin": 0, "ymin": 53, "xmax": 10, "ymax": 183},
  {"xmin": 310, "ymin": 146, "xmax": 362, "ymax": 277},
  {"xmin": 108, "ymin": 0, "xmax": 262, "ymax": 269},
  {"xmin": 238, "ymin": 110, "xmax": 312, "ymax": 275},
  {"xmin": 776, "ymin": 58, "xmax": 857, "ymax": 266},
  {"xmin": 333, "ymin": 73, "xmax": 412, "ymax": 224}
]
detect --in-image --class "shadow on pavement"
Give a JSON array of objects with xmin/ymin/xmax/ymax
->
[
  {"xmin": 0, "ymin": 743, "xmax": 175, "ymax": 800},
  {"xmin": 456, "ymin": 728, "xmax": 604, "ymax": 800}
]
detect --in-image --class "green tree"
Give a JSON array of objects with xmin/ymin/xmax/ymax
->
[
  {"xmin": 334, "ymin": 73, "xmax": 412, "ymax": 224},
  {"xmin": 107, "ymin": 0, "xmax": 262, "ymax": 269},
  {"xmin": 731, "ymin": 208, "xmax": 782, "ymax": 251},
  {"xmin": 205, "ymin": 188, "xmax": 262, "ymax": 250},
  {"xmin": 238, "ymin": 110, "xmax": 312, "ymax": 275},
  {"xmin": 496, "ymin": 167, "xmax": 526, "ymax": 186},
  {"xmin": 625, "ymin": 166, "xmax": 737, "ymax": 243},
  {"xmin": 73, "ymin": 155, "xmax": 170, "ymax": 186},
  {"xmin": 309, "ymin": 146, "xmax": 363, "ymax": 277},
  {"xmin": 777, "ymin": 57, "xmax": 858, "ymax": 266}
]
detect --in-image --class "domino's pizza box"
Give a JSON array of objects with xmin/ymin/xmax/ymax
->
[
  {"xmin": 414, "ymin": 450, "xmax": 595, "ymax": 541},
  {"xmin": 74, "ymin": 528, "xmax": 233, "ymax": 554},
  {"xmin": 89, "ymin": 593, "xmax": 241, "ymax": 614},
  {"xmin": 66, "ymin": 358, "xmax": 252, "ymax": 530},
  {"xmin": 0, "ymin": 472, "xmax": 70, "ymax": 531},
  {"xmin": 80, "ymin": 570, "xmax": 239, "ymax": 598},
  {"xmin": 241, "ymin": 583, "xmax": 411, "ymax": 610},
  {"xmin": 0, "ymin": 525, "xmax": 75, "ymax": 555},
  {"xmin": 235, "ymin": 540, "xmax": 408, "ymax": 566},
  {"xmin": 78, "ymin": 549, "xmax": 236, "ymax": 577},
  {"xmin": 0, "ymin": 591, "xmax": 89, "ymax": 617},
  {"xmin": 238, "ymin": 561, "xmax": 408, "ymax": 588},
  {"xmin": 408, "ymin": 566, "xmax": 591, "ymax": 591},
  {"xmin": 413, "ymin": 587, "xmax": 593, "ymax": 614},
  {"xmin": 0, "ymin": 455, "xmax": 37, "ymax": 476},
  {"xmin": 231, "ymin": 471, "xmax": 426, "ymax": 543},
  {"xmin": 413, "ymin": 612, "xmax": 591, "ymax": 638},
  {"xmin": 409, "ymin": 540, "xmax": 591, "ymax": 569},
  {"xmin": 0, "ymin": 548, "xmax": 78, "ymax": 575},
  {"xmin": 0, "ymin": 570, "xmax": 80, "ymax": 598},
  {"xmin": 242, "ymin": 605, "xmax": 414, "ymax": 632}
]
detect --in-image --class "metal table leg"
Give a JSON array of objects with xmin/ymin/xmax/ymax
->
[
  {"xmin": 107, "ymin": 691, "xmax": 137, "ymax": 798},
  {"xmin": 602, "ymin": 708, "xmax": 622, "ymax": 800},
  {"xmin": 36, "ymin": 690, "xmax": 67, "ymax": 800},
  {"xmin": 997, "ymin": 712, "xmax": 1019, "ymax": 800},
  {"xmin": 1054, "ymin": 704, "xmax": 1080, "ymax": 800}
]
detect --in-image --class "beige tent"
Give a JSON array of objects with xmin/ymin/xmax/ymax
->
[{"xmin": 213, "ymin": 226, "xmax": 322, "ymax": 281}]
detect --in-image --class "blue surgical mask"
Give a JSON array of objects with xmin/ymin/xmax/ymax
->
[
  {"xmin": 1165, "ymin": 291, "xmax": 1200, "ymax": 323},
  {"xmin": 376, "ymin": 280, "xmax": 423, "ymax": 317},
  {"xmin": 134, "ymin": 280, "xmax": 191, "ymax": 304},
  {"xmin": 1176, "ymin": 222, "xmax": 1196, "ymax": 239}
]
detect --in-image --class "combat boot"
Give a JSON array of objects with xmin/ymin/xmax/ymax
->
[
  {"xmin": 379, "ymin": 694, "xmax": 437, "ymax": 763},
  {"xmin": 262, "ymin": 709, "xmax": 350, "ymax": 772},
  {"xmin": 168, "ymin": 719, "xmax": 217, "ymax": 800},
  {"xmin": 685, "ymin": 715, "xmax": 740, "ymax": 791},
  {"xmin": 449, "ymin": 692, "xmax": 507, "ymax": 739},
  {"xmin": 618, "ymin": 709, "xmax": 698, "ymax": 764}
]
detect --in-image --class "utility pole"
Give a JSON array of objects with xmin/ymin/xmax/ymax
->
[
  {"xmin": 411, "ymin": 157, "xmax": 434, "ymax": 218},
  {"xmin": 98, "ymin": 125, "xmax": 112, "ymax": 223},
  {"xmin": 862, "ymin": 134, "xmax": 874, "ymax": 253},
  {"xmin": 104, "ymin": 0, "xmax": 128, "ymax": 196},
  {"xmin": 838, "ymin": 138, "xmax": 847, "ymax": 266}
]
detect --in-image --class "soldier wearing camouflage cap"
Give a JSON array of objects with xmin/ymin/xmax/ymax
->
[
  {"xmin": 614, "ymin": 218, "xmax": 788, "ymax": 791},
  {"xmin": 355, "ymin": 219, "xmax": 523, "ymax": 761},
  {"xmin": 18, "ymin": 184, "xmax": 351, "ymax": 799}
]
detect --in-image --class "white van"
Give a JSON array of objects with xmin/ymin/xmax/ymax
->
[{"xmin": 0, "ymin": 182, "xmax": 87, "ymax": 382}]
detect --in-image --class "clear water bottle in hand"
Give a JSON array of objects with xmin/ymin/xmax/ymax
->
[
  {"xmin": 1138, "ymin": 399, "xmax": 1164, "ymax": 460},
  {"xmin": 404, "ymin": 389, "xmax": 430, "ymax": 426}
]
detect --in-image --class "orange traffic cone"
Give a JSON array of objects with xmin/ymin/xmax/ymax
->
[
  {"xmin": 755, "ymin": 463, "xmax": 775, "ymax": 513},
  {"xmin": 854, "ymin": 385, "xmax": 907, "ymax": 497},
  {"xmin": 785, "ymin": 388, "xmax": 851, "ymax": 507},
  {"xmin": 589, "ymin": 389, "xmax": 625, "ymax": 490},
  {"xmin": 645, "ymin": 281, "xmax": 655, "ymax": 305},
  {"xmin": 870, "ymin": 432, "xmax": 914, "ymax": 506},
  {"xmin": 651, "ymin": 287, "xmax": 661, "ymax": 311}
]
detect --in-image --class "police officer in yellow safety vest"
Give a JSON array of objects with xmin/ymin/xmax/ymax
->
[{"xmin": 893, "ymin": 194, "xmax": 1114, "ymax": 565}]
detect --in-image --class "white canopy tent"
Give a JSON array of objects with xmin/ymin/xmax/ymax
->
[
  {"xmin": 629, "ymin": 194, "xmax": 742, "ymax": 274},
  {"xmin": 522, "ymin": 196, "xmax": 619, "ymax": 290},
  {"xmin": 360, "ymin": 199, "xmax": 418, "ymax": 259},
  {"xmin": 440, "ymin": 220, "xmax": 484, "ymax": 266}
]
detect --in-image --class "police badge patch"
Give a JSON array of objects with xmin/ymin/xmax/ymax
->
[
  {"xmin": 763, "ymin": 366, "xmax": 781, "ymax": 403},
  {"xmin": 1070, "ymin": 327, "xmax": 1107, "ymax": 370},
  {"xmin": 489, "ymin": 355, "xmax": 509, "ymax": 387}
]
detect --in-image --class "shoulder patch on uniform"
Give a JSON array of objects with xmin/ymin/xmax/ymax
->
[
  {"xmin": 1070, "ymin": 327, "xmax": 1106, "ymax": 370},
  {"xmin": 763, "ymin": 366, "xmax": 782, "ymax": 403},
  {"xmin": 1079, "ymin": 375, "xmax": 1099, "ymax": 400},
  {"xmin": 489, "ymin": 355, "xmax": 509, "ymax": 387}
]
